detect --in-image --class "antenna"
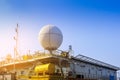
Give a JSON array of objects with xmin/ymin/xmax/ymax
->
[
  {"xmin": 13, "ymin": 23, "xmax": 19, "ymax": 72},
  {"xmin": 14, "ymin": 24, "xmax": 19, "ymax": 58},
  {"xmin": 38, "ymin": 25, "xmax": 63, "ymax": 54}
]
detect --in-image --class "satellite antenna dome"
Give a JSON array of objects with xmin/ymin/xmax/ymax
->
[{"xmin": 38, "ymin": 25, "xmax": 63, "ymax": 50}]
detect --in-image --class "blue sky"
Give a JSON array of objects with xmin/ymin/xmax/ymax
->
[{"xmin": 0, "ymin": 0, "xmax": 120, "ymax": 67}]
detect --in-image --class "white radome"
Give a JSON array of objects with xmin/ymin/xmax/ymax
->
[{"xmin": 38, "ymin": 25, "xmax": 63, "ymax": 50}]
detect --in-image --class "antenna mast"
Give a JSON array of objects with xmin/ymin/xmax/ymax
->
[
  {"xmin": 14, "ymin": 23, "xmax": 19, "ymax": 72},
  {"xmin": 14, "ymin": 24, "xmax": 19, "ymax": 58}
]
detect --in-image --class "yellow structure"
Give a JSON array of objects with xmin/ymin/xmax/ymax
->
[
  {"xmin": 0, "ymin": 53, "xmax": 67, "ymax": 80},
  {"xmin": 34, "ymin": 63, "xmax": 55, "ymax": 74}
]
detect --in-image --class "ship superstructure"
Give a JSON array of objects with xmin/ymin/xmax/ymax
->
[{"xmin": 0, "ymin": 25, "xmax": 119, "ymax": 80}]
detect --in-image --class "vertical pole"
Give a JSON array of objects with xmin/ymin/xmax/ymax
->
[
  {"xmin": 59, "ymin": 59, "xmax": 64, "ymax": 77},
  {"xmin": 49, "ymin": 50, "xmax": 52, "ymax": 55},
  {"xmin": 14, "ymin": 23, "xmax": 19, "ymax": 72},
  {"xmin": 14, "ymin": 47, "xmax": 15, "ymax": 72},
  {"xmin": 16, "ymin": 24, "xmax": 19, "ymax": 56}
]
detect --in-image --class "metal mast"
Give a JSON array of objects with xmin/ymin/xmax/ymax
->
[
  {"xmin": 15, "ymin": 24, "xmax": 19, "ymax": 56},
  {"xmin": 14, "ymin": 23, "xmax": 19, "ymax": 72}
]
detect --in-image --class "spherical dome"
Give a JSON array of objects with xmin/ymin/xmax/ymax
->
[{"xmin": 38, "ymin": 25, "xmax": 63, "ymax": 50}]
